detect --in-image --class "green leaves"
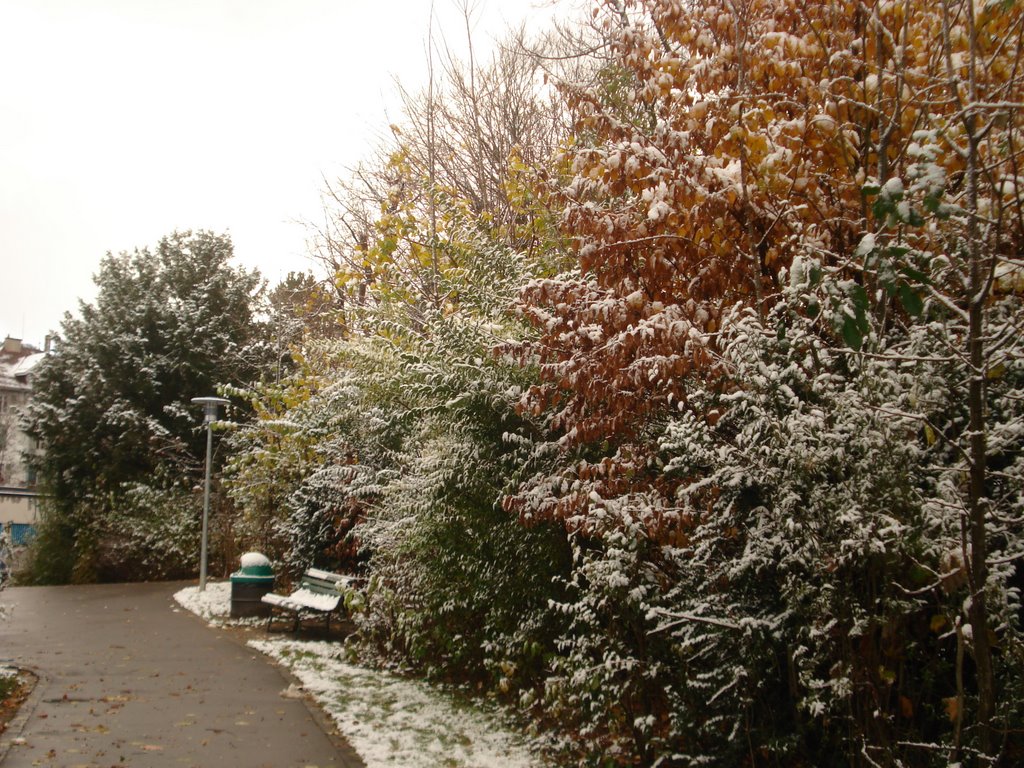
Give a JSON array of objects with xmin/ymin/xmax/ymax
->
[
  {"xmin": 855, "ymin": 177, "xmax": 942, "ymax": 326},
  {"xmin": 840, "ymin": 282, "xmax": 871, "ymax": 351},
  {"xmin": 897, "ymin": 282, "xmax": 924, "ymax": 317}
]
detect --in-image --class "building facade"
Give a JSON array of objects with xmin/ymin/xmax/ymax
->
[{"xmin": 0, "ymin": 336, "xmax": 46, "ymax": 544}]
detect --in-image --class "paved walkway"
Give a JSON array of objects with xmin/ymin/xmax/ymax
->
[{"xmin": 0, "ymin": 582, "xmax": 364, "ymax": 767}]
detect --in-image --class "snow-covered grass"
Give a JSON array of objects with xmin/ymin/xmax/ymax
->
[
  {"xmin": 172, "ymin": 581, "xmax": 232, "ymax": 622},
  {"xmin": 251, "ymin": 639, "xmax": 543, "ymax": 768},
  {"xmin": 172, "ymin": 581, "xmax": 266, "ymax": 628},
  {"xmin": 173, "ymin": 583, "xmax": 546, "ymax": 768}
]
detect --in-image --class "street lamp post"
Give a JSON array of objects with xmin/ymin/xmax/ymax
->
[{"xmin": 191, "ymin": 396, "xmax": 229, "ymax": 591}]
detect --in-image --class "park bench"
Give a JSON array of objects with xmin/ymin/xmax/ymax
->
[{"xmin": 261, "ymin": 567, "xmax": 357, "ymax": 634}]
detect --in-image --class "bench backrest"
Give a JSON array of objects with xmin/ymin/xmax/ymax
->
[{"xmin": 301, "ymin": 568, "xmax": 352, "ymax": 595}]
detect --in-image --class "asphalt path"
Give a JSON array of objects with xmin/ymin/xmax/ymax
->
[{"xmin": 0, "ymin": 582, "xmax": 363, "ymax": 768}]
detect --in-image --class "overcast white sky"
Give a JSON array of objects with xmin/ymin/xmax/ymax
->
[{"xmin": 0, "ymin": 0, "xmax": 567, "ymax": 348}]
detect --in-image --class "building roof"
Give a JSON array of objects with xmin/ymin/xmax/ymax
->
[
  {"xmin": 0, "ymin": 338, "xmax": 45, "ymax": 392},
  {"xmin": 12, "ymin": 352, "xmax": 46, "ymax": 378}
]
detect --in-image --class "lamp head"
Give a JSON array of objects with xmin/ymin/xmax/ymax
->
[{"xmin": 191, "ymin": 396, "xmax": 230, "ymax": 424}]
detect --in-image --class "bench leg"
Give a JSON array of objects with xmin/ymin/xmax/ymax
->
[
  {"xmin": 266, "ymin": 608, "xmax": 299, "ymax": 633},
  {"xmin": 265, "ymin": 607, "xmax": 336, "ymax": 635}
]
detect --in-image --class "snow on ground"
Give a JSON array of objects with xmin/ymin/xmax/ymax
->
[
  {"xmin": 173, "ymin": 584, "xmax": 546, "ymax": 768},
  {"xmin": 173, "ymin": 581, "xmax": 232, "ymax": 620},
  {"xmin": 251, "ymin": 639, "xmax": 542, "ymax": 768}
]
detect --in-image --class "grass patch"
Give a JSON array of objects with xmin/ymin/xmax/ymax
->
[{"xmin": 0, "ymin": 673, "xmax": 18, "ymax": 702}]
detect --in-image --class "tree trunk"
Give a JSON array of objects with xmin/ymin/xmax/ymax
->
[{"xmin": 940, "ymin": 1, "xmax": 997, "ymax": 757}]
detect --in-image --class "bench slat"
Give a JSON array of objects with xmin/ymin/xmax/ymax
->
[
  {"xmin": 305, "ymin": 567, "xmax": 347, "ymax": 583},
  {"xmin": 262, "ymin": 589, "xmax": 340, "ymax": 611},
  {"xmin": 301, "ymin": 578, "xmax": 342, "ymax": 593}
]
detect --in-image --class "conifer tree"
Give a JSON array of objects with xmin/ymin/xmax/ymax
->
[{"xmin": 26, "ymin": 230, "xmax": 269, "ymax": 582}]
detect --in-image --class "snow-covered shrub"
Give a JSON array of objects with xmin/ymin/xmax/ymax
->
[
  {"xmin": 350, "ymin": 314, "xmax": 572, "ymax": 691},
  {"xmin": 282, "ymin": 463, "xmax": 367, "ymax": 573},
  {"xmin": 541, "ymin": 507, "xmax": 688, "ymax": 765},
  {"xmin": 223, "ymin": 339, "xmax": 397, "ymax": 577},
  {"xmin": 653, "ymin": 299, "xmax": 944, "ymax": 764},
  {"xmin": 26, "ymin": 479, "xmax": 202, "ymax": 584},
  {"xmin": 97, "ymin": 481, "xmax": 202, "ymax": 581}
]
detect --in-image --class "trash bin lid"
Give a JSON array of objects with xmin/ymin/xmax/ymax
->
[{"xmin": 232, "ymin": 551, "xmax": 273, "ymax": 579}]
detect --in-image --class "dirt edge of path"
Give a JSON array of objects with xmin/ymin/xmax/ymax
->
[{"xmin": 0, "ymin": 667, "xmax": 42, "ymax": 762}]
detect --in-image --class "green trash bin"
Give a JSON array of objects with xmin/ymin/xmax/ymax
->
[{"xmin": 230, "ymin": 552, "xmax": 275, "ymax": 618}]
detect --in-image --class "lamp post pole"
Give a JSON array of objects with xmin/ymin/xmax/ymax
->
[{"xmin": 192, "ymin": 396, "xmax": 229, "ymax": 592}]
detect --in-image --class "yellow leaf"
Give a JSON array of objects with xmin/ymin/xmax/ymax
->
[{"xmin": 924, "ymin": 424, "xmax": 937, "ymax": 446}]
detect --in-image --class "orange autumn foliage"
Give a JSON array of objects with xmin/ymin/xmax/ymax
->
[{"xmin": 507, "ymin": 0, "xmax": 1024, "ymax": 531}]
